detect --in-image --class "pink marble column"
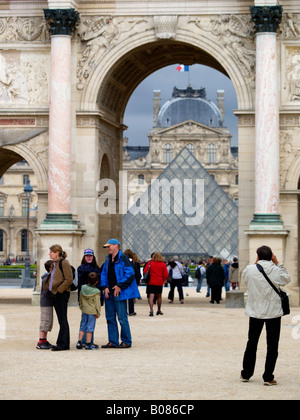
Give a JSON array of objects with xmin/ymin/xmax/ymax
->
[
  {"xmin": 250, "ymin": 5, "xmax": 283, "ymax": 226},
  {"xmin": 254, "ymin": 32, "xmax": 279, "ymax": 216},
  {"xmin": 43, "ymin": 8, "xmax": 79, "ymax": 222},
  {"xmin": 48, "ymin": 35, "xmax": 72, "ymax": 214}
]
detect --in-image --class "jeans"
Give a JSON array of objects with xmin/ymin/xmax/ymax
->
[
  {"xmin": 196, "ymin": 278, "xmax": 203, "ymax": 292},
  {"xmin": 241, "ymin": 317, "xmax": 281, "ymax": 382},
  {"xmin": 53, "ymin": 291, "xmax": 70, "ymax": 350},
  {"xmin": 105, "ymin": 294, "xmax": 132, "ymax": 346}
]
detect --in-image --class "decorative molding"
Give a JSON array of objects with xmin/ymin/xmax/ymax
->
[{"xmin": 153, "ymin": 15, "xmax": 177, "ymax": 39}]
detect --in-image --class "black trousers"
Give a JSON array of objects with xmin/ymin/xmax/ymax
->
[
  {"xmin": 241, "ymin": 317, "xmax": 281, "ymax": 382},
  {"xmin": 53, "ymin": 291, "xmax": 70, "ymax": 350},
  {"xmin": 210, "ymin": 286, "xmax": 222, "ymax": 303},
  {"xmin": 168, "ymin": 278, "xmax": 184, "ymax": 301}
]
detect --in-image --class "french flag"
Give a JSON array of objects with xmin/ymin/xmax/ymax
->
[{"xmin": 176, "ymin": 65, "xmax": 189, "ymax": 72}]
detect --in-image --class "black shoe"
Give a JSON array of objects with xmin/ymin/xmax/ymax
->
[
  {"xmin": 101, "ymin": 342, "xmax": 116, "ymax": 348},
  {"xmin": 51, "ymin": 346, "xmax": 69, "ymax": 351},
  {"xmin": 117, "ymin": 342, "xmax": 131, "ymax": 348},
  {"xmin": 76, "ymin": 341, "xmax": 83, "ymax": 349}
]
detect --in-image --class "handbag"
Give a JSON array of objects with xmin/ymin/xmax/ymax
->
[
  {"xmin": 143, "ymin": 261, "xmax": 151, "ymax": 284},
  {"xmin": 256, "ymin": 264, "xmax": 290, "ymax": 316}
]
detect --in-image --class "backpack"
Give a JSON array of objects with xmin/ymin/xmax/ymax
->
[{"xmin": 58, "ymin": 259, "xmax": 78, "ymax": 291}]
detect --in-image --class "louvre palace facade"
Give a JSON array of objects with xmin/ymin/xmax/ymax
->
[{"xmin": 0, "ymin": 0, "xmax": 299, "ymax": 305}]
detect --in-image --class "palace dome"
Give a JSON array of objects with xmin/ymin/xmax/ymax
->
[{"xmin": 156, "ymin": 86, "xmax": 223, "ymax": 129}]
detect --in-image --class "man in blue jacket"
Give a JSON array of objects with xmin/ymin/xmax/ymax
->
[{"xmin": 100, "ymin": 239, "xmax": 140, "ymax": 348}]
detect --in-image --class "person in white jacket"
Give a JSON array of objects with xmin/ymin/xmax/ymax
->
[{"xmin": 240, "ymin": 245, "xmax": 290, "ymax": 386}]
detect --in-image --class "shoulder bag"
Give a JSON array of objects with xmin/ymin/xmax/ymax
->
[
  {"xmin": 256, "ymin": 264, "xmax": 290, "ymax": 316},
  {"xmin": 143, "ymin": 261, "xmax": 151, "ymax": 284}
]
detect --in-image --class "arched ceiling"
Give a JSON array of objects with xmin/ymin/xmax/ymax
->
[
  {"xmin": 0, "ymin": 149, "xmax": 24, "ymax": 178},
  {"xmin": 97, "ymin": 40, "xmax": 229, "ymax": 122}
]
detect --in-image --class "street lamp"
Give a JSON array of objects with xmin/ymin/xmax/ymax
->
[{"xmin": 21, "ymin": 179, "xmax": 33, "ymax": 288}]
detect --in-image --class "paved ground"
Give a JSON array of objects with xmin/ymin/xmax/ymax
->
[{"xmin": 0, "ymin": 287, "xmax": 299, "ymax": 401}]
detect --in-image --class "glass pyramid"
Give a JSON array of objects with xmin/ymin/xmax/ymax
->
[{"xmin": 122, "ymin": 147, "xmax": 238, "ymax": 262}]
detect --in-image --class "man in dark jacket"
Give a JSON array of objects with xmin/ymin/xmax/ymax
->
[{"xmin": 206, "ymin": 257, "xmax": 225, "ymax": 304}]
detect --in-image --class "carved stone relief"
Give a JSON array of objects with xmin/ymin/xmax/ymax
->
[
  {"xmin": 0, "ymin": 51, "xmax": 49, "ymax": 106},
  {"xmin": 285, "ymin": 46, "xmax": 300, "ymax": 103},
  {"xmin": 187, "ymin": 14, "xmax": 256, "ymax": 81},
  {"xmin": 281, "ymin": 13, "xmax": 300, "ymax": 39},
  {"xmin": 0, "ymin": 17, "xmax": 49, "ymax": 42},
  {"xmin": 153, "ymin": 15, "xmax": 178, "ymax": 39},
  {"xmin": 280, "ymin": 130, "xmax": 299, "ymax": 188},
  {"xmin": 76, "ymin": 16, "xmax": 150, "ymax": 90}
]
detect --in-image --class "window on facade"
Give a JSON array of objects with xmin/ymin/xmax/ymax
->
[
  {"xmin": 138, "ymin": 174, "xmax": 144, "ymax": 185},
  {"xmin": 23, "ymin": 174, "xmax": 29, "ymax": 185},
  {"xmin": 163, "ymin": 143, "xmax": 173, "ymax": 163},
  {"xmin": 21, "ymin": 229, "xmax": 27, "ymax": 252},
  {"xmin": 235, "ymin": 175, "xmax": 239, "ymax": 185},
  {"xmin": 0, "ymin": 230, "xmax": 3, "ymax": 252},
  {"xmin": 22, "ymin": 199, "xmax": 27, "ymax": 217},
  {"xmin": 207, "ymin": 144, "xmax": 216, "ymax": 163},
  {"xmin": 0, "ymin": 198, "xmax": 4, "ymax": 217},
  {"xmin": 186, "ymin": 143, "xmax": 194, "ymax": 155}
]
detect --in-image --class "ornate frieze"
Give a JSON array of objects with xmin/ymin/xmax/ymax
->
[
  {"xmin": 0, "ymin": 16, "xmax": 49, "ymax": 41},
  {"xmin": 187, "ymin": 14, "xmax": 256, "ymax": 81},
  {"xmin": 77, "ymin": 16, "xmax": 149, "ymax": 90},
  {"xmin": 284, "ymin": 47, "xmax": 300, "ymax": 103},
  {"xmin": 0, "ymin": 51, "xmax": 49, "ymax": 106}
]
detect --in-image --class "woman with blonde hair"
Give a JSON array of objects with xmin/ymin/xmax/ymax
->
[
  {"xmin": 143, "ymin": 252, "xmax": 169, "ymax": 316},
  {"xmin": 44, "ymin": 244, "xmax": 73, "ymax": 351}
]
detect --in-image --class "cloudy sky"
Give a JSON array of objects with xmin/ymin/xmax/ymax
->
[{"xmin": 124, "ymin": 64, "xmax": 238, "ymax": 148}]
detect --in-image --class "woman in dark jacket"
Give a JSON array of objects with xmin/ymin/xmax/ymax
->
[
  {"xmin": 206, "ymin": 257, "xmax": 225, "ymax": 304},
  {"xmin": 77, "ymin": 248, "xmax": 102, "ymax": 302},
  {"xmin": 77, "ymin": 248, "xmax": 103, "ymax": 348}
]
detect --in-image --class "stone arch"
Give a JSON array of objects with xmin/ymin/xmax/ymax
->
[
  {"xmin": 100, "ymin": 153, "xmax": 111, "ymax": 179},
  {"xmin": 284, "ymin": 153, "xmax": 300, "ymax": 190},
  {"xmin": 76, "ymin": 14, "xmax": 254, "ymax": 261},
  {"xmin": 80, "ymin": 27, "xmax": 253, "ymax": 119},
  {"xmin": 0, "ymin": 141, "xmax": 48, "ymax": 192}
]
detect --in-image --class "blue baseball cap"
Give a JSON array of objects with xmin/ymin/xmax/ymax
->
[
  {"xmin": 103, "ymin": 239, "xmax": 120, "ymax": 248},
  {"xmin": 84, "ymin": 248, "xmax": 94, "ymax": 256}
]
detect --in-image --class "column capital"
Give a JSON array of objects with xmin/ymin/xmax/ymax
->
[
  {"xmin": 43, "ymin": 8, "xmax": 79, "ymax": 36},
  {"xmin": 250, "ymin": 5, "xmax": 282, "ymax": 33}
]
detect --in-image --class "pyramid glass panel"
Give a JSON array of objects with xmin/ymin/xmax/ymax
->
[{"xmin": 123, "ymin": 148, "xmax": 238, "ymax": 261}]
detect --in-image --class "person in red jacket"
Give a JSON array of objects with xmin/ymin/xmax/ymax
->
[{"xmin": 143, "ymin": 252, "xmax": 169, "ymax": 316}]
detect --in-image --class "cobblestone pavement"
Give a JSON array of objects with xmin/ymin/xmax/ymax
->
[{"xmin": 0, "ymin": 287, "xmax": 299, "ymax": 400}]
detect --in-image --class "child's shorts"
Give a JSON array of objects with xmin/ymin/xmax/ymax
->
[
  {"xmin": 80, "ymin": 313, "xmax": 96, "ymax": 333},
  {"xmin": 40, "ymin": 306, "xmax": 53, "ymax": 332}
]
